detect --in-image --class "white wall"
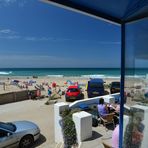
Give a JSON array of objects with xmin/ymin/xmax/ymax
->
[
  {"xmin": 69, "ymin": 93, "xmax": 119, "ymax": 108},
  {"xmin": 73, "ymin": 111, "xmax": 92, "ymax": 144},
  {"xmin": 54, "ymin": 102, "xmax": 69, "ymax": 143}
]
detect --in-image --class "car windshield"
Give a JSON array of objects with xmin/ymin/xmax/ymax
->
[
  {"xmin": 68, "ymin": 88, "xmax": 79, "ymax": 92},
  {"xmin": 89, "ymin": 83, "xmax": 103, "ymax": 88},
  {"xmin": 0, "ymin": 122, "xmax": 16, "ymax": 132}
]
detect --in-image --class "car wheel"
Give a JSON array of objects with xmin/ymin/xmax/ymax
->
[
  {"xmin": 81, "ymin": 93, "xmax": 84, "ymax": 99},
  {"xmin": 66, "ymin": 97, "xmax": 69, "ymax": 102},
  {"xmin": 19, "ymin": 135, "xmax": 34, "ymax": 148}
]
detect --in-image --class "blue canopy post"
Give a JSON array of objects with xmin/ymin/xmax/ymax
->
[{"xmin": 119, "ymin": 22, "xmax": 125, "ymax": 148}]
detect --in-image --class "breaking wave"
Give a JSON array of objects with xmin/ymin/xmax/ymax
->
[
  {"xmin": 47, "ymin": 75, "xmax": 64, "ymax": 78},
  {"xmin": 81, "ymin": 74, "xmax": 120, "ymax": 79},
  {"xmin": 0, "ymin": 71, "xmax": 12, "ymax": 75}
]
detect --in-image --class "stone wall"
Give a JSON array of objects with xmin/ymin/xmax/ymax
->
[{"xmin": 0, "ymin": 90, "xmax": 37, "ymax": 105}]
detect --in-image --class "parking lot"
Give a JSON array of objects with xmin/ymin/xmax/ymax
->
[{"xmin": 0, "ymin": 98, "xmax": 60, "ymax": 148}]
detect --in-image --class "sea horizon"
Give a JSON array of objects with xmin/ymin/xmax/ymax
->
[{"xmin": 0, "ymin": 68, "xmax": 148, "ymax": 78}]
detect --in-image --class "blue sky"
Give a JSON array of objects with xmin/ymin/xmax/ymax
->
[{"xmin": 0, "ymin": 0, "xmax": 122, "ymax": 68}]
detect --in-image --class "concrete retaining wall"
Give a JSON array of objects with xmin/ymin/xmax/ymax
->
[{"xmin": 0, "ymin": 90, "xmax": 37, "ymax": 105}]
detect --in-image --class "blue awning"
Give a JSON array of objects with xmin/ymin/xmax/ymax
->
[{"xmin": 42, "ymin": 0, "xmax": 148, "ymax": 24}]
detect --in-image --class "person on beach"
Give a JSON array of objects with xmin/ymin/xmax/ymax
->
[
  {"xmin": 3, "ymin": 82, "xmax": 6, "ymax": 91},
  {"xmin": 26, "ymin": 84, "xmax": 28, "ymax": 90},
  {"xmin": 36, "ymin": 89, "xmax": 41, "ymax": 99},
  {"xmin": 48, "ymin": 87, "xmax": 52, "ymax": 98},
  {"xmin": 97, "ymin": 98, "xmax": 109, "ymax": 117},
  {"xmin": 109, "ymin": 103, "xmax": 120, "ymax": 115},
  {"xmin": 57, "ymin": 87, "xmax": 62, "ymax": 96},
  {"xmin": 52, "ymin": 82, "xmax": 57, "ymax": 90},
  {"xmin": 28, "ymin": 90, "xmax": 32, "ymax": 99},
  {"xmin": 98, "ymin": 98, "xmax": 119, "ymax": 125}
]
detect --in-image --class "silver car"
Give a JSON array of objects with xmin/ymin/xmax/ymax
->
[{"xmin": 0, "ymin": 121, "xmax": 40, "ymax": 148}]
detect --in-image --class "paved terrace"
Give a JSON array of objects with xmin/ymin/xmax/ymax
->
[
  {"xmin": 0, "ymin": 98, "xmax": 114, "ymax": 148},
  {"xmin": 80, "ymin": 125, "xmax": 113, "ymax": 148},
  {"xmin": 0, "ymin": 99, "xmax": 56, "ymax": 148}
]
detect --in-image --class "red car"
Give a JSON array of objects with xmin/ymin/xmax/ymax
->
[{"xmin": 65, "ymin": 85, "xmax": 84, "ymax": 102}]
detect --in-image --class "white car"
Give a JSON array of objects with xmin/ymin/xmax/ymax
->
[{"xmin": 0, "ymin": 121, "xmax": 40, "ymax": 148}]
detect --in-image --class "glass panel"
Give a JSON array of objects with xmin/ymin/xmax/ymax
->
[{"xmin": 123, "ymin": 18, "xmax": 148, "ymax": 148}]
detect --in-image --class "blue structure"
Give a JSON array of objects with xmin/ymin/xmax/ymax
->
[{"xmin": 43, "ymin": 0, "xmax": 148, "ymax": 147}]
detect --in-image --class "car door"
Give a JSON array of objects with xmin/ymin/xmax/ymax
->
[{"xmin": 0, "ymin": 129, "xmax": 17, "ymax": 148}]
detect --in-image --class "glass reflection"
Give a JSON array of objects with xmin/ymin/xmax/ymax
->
[{"xmin": 123, "ymin": 18, "xmax": 148, "ymax": 148}]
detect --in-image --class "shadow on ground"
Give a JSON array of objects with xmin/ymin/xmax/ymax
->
[
  {"xmin": 84, "ymin": 131, "xmax": 103, "ymax": 141},
  {"xmin": 106, "ymin": 124, "xmax": 115, "ymax": 131},
  {"xmin": 32, "ymin": 134, "xmax": 46, "ymax": 147}
]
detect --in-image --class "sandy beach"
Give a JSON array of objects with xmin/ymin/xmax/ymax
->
[
  {"xmin": 0, "ymin": 76, "xmax": 120, "ymax": 94},
  {"xmin": 1, "ymin": 75, "xmax": 141, "ymax": 108}
]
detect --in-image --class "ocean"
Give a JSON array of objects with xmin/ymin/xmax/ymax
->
[{"xmin": 0, "ymin": 68, "xmax": 148, "ymax": 78}]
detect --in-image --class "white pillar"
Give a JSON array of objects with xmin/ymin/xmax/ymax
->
[
  {"xmin": 54, "ymin": 102, "xmax": 69, "ymax": 143},
  {"xmin": 73, "ymin": 111, "xmax": 92, "ymax": 144},
  {"xmin": 123, "ymin": 115, "xmax": 129, "ymax": 137},
  {"xmin": 130, "ymin": 105, "xmax": 148, "ymax": 148}
]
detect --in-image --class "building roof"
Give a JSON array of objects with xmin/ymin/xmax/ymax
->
[{"xmin": 42, "ymin": 0, "xmax": 148, "ymax": 25}]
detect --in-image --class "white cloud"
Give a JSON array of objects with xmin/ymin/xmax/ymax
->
[
  {"xmin": 0, "ymin": 28, "xmax": 20, "ymax": 39},
  {"xmin": 0, "ymin": 0, "xmax": 16, "ymax": 2},
  {"xmin": 24, "ymin": 37, "xmax": 53, "ymax": 41},
  {"xmin": 24, "ymin": 36, "xmax": 69, "ymax": 42},
  {"xmin": 0, "ymin": 28, "xmax": 120, "ymax": 45},
  {"xmin": 98, "ymin": 41, "xmax": 120, "ymax": 45},
  {"xmin": 25, "ymin": 37, "xmax": 36, "ymax": 41},
  {"xmin": 0, "ymin": 35, "xmax": 20, "ymax": 39},
  {"xmin": 0, "ymin": 29, "xmax": 11, "ymax": 34},
  {"xmin": 0, "ymin": 29, "xmax": 17, "ymax": 34},
  {"xmin": 0, "ymin": 0, "xmax": 28, "ymax": 7},
  {"xmin": 0, "ymin": 29, "xmax": 53, "ymax": 41},
  {"xmin": 39, "ymin": 37, "xmax": 55, "ymax": 41},
  {"xmin": 24, "ymin": 37, "xmax": 120, "ymax": 44},
  {"xmin": 0, "ymin": 0, "xmax": 16, "ymax": 5}
]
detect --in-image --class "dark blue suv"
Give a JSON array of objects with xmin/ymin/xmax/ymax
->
[{"xmin": 87, "ymin": 78, "xmax": 105, "ymax": 98}]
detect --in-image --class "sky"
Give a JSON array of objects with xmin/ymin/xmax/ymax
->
[{"xmin": 0, "ymin": 0, "xmax": 122, "ymax": 68}]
